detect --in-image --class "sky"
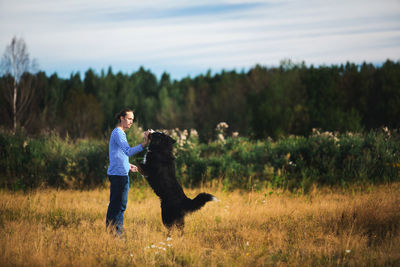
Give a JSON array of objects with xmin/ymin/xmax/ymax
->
[{"xmin": 1, "ymin": 0, "xmax": 399, "ymax": 80}]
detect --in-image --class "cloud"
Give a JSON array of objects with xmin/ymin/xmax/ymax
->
[{"xmin": 0, "ymin": 0, "xmax": 399, "ymax": 79}]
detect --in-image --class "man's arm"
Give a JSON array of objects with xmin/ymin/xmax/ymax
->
[{"xmin": 114, "ymin": 129, "xmax": 144, "ymax": 156}]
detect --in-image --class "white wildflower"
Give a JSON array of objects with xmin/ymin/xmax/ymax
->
[
  {"xmin": 216, "ymin": 122, "xmax": 229, "ymax": 131},
  {"xmin": 217, "ymin": 133, "xmax": 225, "ymax": 143},
  {"xmin": 190, "ymin": 129, "xmax": 198, "ymax": 138}
]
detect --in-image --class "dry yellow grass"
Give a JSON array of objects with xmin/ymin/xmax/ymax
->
[{"xmin": 1, "ymin": 183, "xmax": 399, "ymax": 266}]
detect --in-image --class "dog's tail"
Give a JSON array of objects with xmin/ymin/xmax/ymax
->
[{"xmin": 184, "ymin": 193, "xmax": 218, "ymax": 213}]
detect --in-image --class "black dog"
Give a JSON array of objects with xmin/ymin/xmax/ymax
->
[{"xmin": 138, "ymin": 131, "xmax": 216, "ymax": 231}]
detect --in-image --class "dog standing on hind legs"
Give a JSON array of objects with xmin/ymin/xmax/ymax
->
[{"xmin": 138, "ymin": 131, "xmax": 217, "ymax": 234}]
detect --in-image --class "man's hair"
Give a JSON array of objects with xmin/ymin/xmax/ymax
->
[{"xmin": 115, "ymin": 108, "xmax": 134, "ymax": 122}]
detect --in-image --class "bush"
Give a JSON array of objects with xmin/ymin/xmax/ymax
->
[
  {"xmin": 173, "ymin": 129, "xmax": 400, "ymax": 191},
  {"xmin": 1, "ymin": 127, "xmax": 399, "ymax": 191},
  {"xmin": 0, "ymin": 130, "xmax": 107, "ymax": 190}
]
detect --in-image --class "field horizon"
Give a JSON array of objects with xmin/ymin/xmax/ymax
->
[{"xmin": 1, "ymin": 183, "xmax": 399, "ymax": 266}]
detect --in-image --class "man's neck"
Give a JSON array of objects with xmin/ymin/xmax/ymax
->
[{"xmin": 117, "ymin": 125, "xmax": 126, "ymax": 132}]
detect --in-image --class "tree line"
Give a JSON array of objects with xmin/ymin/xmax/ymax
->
[{"xmin": 1, "ymin": 40, "xmax": 399, "ymax": 141}]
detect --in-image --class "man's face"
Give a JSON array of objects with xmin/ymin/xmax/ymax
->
[{"xmin": 121, "ymin": 111, "xmax": 134, "ymax": 130}]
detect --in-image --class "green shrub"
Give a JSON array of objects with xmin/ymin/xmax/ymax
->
[
  {"xmin": 173, "ymin": 129, "xmax": 400, "ymax": 190},
  {"xmin": 1, "ymin": 128, "xmax": 399, "ymax": 191},
  {"xmin": 0, "ymin": 130, "xmax": 107, "ymax": 190}
]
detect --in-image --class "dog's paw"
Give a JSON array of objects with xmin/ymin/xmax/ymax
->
[
  {"xmin": 211, "ymin": 196, "xmax": 220, "ymax": 202},
  {"xmin": 137, "ymin": 164, "xmax": 146, "ymax": 175}
]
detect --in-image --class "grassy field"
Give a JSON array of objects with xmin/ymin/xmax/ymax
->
[{"xmin": 0, "ymin": 183, "xmax": 399, "ymax": 266}]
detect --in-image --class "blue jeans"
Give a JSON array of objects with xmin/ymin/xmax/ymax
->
[{"xmin": 106, "ymin": 175, "xmax": 129, "ymax": 235}]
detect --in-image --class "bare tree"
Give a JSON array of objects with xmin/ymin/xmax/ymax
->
[{"xmin": 1, "ymin": 36, "xmax": 38, "ymax": 132}]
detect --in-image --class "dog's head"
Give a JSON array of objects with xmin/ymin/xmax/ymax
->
[{"xmin": 148, "ymin": 131, "xmax": 176, "ymax": 151}]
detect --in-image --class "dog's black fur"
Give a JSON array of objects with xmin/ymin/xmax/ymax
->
[{"xmin": 138, "ymin": 131, "xmax": 216, "ymax": 231}]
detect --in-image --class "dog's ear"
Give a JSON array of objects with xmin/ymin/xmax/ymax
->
[{"xmin": 168, "ymin": 136, "xmax": 176, "ymax": 145}]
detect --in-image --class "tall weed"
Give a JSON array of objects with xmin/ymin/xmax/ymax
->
[{"xmin": 0, "ymin": 185, "xmax": 399, "ymax": 266}]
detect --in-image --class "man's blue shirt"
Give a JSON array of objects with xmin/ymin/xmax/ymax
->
[{"xmin": 107, "ymin": 128, "xmax": 143, "ymax": 176}]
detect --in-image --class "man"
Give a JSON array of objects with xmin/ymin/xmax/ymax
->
[{"xmin": 106, "ymin": 108, "xmax": 150, "ymax": 236}]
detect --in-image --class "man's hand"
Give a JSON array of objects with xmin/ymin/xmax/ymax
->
[
  {"xmin": 129, "ymin": 164, "xmax": 138, "ymax": 172},
  {"xmin": 141, "ymin": 130, "xmax": 151, "ymax": 148}
]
